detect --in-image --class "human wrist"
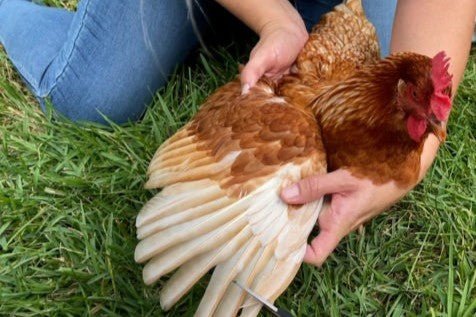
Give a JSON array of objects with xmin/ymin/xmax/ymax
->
[
  {"xmin": 215, "ymin": 0, "xmax": 308, "ymax": 45},
  {"xmin": 418, "ymin": 134, "xmax": 440, "ymax": 182},
  {"xmin": 258, "ymin": 18, "xmax": 308, "ymax": 46}
]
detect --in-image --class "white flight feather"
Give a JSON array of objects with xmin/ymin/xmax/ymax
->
[
  {"xmin": 135, "ymin": 196, "xmax": 251, "ymax": 263},
  {"xmin": 159, "ymin": 226, "xmax": 253, "ymax": 310},
  {"xmin": 241, "ymin": 247, "xmax": 305, "ymax": 317},
  {"xmin": 142, "ymin": 215, "xmax": 250, "ymax": 284},
  {"xmin": 136, "ymin": 196, "xmax": 232, "ymax": 239},
  {"xmin": 195, "ymin": 238, "xmax": 261, "ymax": 317},
  {"xmin": 136, "ymin": 158, "xmax": 324, "ymax": 316},
  {"xmin": 136, "ymin": 181, "xmax": 223, "ymax": 227},
  {"xmin": 213, "ymin": 245, "xmax": 265, "ymax": 316},
  {"xmin": 146, "ymin": 151, "xmax": 242, "ymax": 188}
]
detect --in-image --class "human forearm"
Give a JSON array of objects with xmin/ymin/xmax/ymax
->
[{"xmin": 214, "ymin": 0, "xmax": 307, "ymax": 38}]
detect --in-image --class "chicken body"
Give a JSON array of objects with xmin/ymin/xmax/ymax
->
[{"xmin": 134, "ymin": 0, "xmax": 451, "ymax": 316}]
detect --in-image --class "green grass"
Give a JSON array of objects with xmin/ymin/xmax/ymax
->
[{"xmin": 1, "ymin": 3, "xmax": 475, "ymax": 316}]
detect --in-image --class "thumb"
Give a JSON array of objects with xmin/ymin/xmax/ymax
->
[
  {"xmin": 240, "ymin": 49, "xmax": 270, "ymax": 94},
  {"xmin": 280, "ymin": 169, "xmax": 357, "ymax": 204}
]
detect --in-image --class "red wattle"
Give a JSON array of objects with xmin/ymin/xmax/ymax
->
[{"xmin": 407, "ymin": 116, "xmax": 427, "ymax": 142}]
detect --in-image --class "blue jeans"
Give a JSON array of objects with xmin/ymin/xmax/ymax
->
[{"xmin": 0, "ymin": 0, "xmax": 396, "ymax": 124}]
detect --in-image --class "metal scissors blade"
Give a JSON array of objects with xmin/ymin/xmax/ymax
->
[{"xmin": 232, "ymin": 280, "xmax": 293, "ymax": 317}]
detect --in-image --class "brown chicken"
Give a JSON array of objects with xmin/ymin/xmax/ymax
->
[{"xmin": 134, "ymin": 0, "xmax": 453, "ymax": 316}]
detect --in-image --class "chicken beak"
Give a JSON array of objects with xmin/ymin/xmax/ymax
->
[{"xmin": 428, "ymin": 117, "xmax": 446, "ymax": 142}]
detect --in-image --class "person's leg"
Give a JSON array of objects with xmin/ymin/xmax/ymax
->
[
  {"xmin": 294, "ymin": 0, "xmax": 397, "ymax": 57},
  {"xmin": 362, "ymin": 0, "xmax": 397, "ymax": 57},
  {"xmin": 45, "ymin": 0, "xmax": 206, "ymax": 123},
  {"xmin": 0, "ymin": 0, "xmax": 74, "ymax": 94},
  {"xmin": 0, "ymin": 0, "xmax": 205, "ymax": 124}
]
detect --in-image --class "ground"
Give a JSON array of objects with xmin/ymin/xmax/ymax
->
[{"xmin": 0, "ymin": 1, "xmax": 475, "ymax": 316}]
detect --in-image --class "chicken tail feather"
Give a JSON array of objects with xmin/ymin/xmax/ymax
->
[{"xmin": 343, "ymin": 0, "xmax": 364, "ymax": 16}]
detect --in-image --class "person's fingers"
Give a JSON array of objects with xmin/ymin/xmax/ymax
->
[
  {"xmin": 303, "ymin": 228, "xmax": 345, "ymax": 266},
  {"xmin": 280, "ymin": 169, "xmax": 357, "ymax": 204},
  {"xmin": 240, "ymin": 49, "xmax": 270, "ymax": 94},
  {"xmin": 263, "ymin": 67, "xmax": 291, "ymax": 82},
  {"xmin": 303, "ymin": 201, "xmax": 353, "ymax": 266}
]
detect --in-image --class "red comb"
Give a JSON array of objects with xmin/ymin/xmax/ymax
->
[
  {"xmin": 431, "ymin": 51, "xmax": 452, "ymax": 91},
  {"xmin": 431, "ymin": 51, "xmax": 453, "ymax": 121}
]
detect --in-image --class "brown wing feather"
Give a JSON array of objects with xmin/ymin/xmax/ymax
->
[{"xmin": 151, "ymin": 79, "xmax": 326, "ymax": 196}]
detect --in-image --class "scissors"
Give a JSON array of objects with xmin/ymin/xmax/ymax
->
[{"xmin": 233, "ymin": 280, "xmax": 293, "ymax": 317}]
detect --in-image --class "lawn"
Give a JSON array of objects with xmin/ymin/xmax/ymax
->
[{"xmin": 1, "ymin": 1, "xmax": 475, "ymax": 316}]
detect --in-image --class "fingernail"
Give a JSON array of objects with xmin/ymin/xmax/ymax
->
[
  {"xmin": 241, "ymin": 84, "xmax": 250, "ymax": 95},
  {"xmin": 282, "ymin": 185, "xmax": 300, "ymax": 200}
]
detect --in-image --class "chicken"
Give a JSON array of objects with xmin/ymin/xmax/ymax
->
[{"xmin": 134, "ymin": 0, "xmax": 453, "ymax": 316}]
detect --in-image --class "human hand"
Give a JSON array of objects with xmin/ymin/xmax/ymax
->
[
  {"xmin": 280, "ymin": 169, "xmax": 410, "ymax": 266},
  {"xmin": 240, "ymin": 22, "xmax": 308, "ymax": 94}
]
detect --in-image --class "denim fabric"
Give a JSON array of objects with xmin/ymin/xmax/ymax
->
[
  {"xmin": 1, "ymin": 0, "xmax": 203, "ymax": 123},
  {"xmin": 0, "ymin": 0, "xmax": 396, "ymax": 124}
]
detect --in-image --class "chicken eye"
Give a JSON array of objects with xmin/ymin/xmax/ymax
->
[{"xmin": 410, "ymin": 88, "xmax": 420, "ymax": 102}]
